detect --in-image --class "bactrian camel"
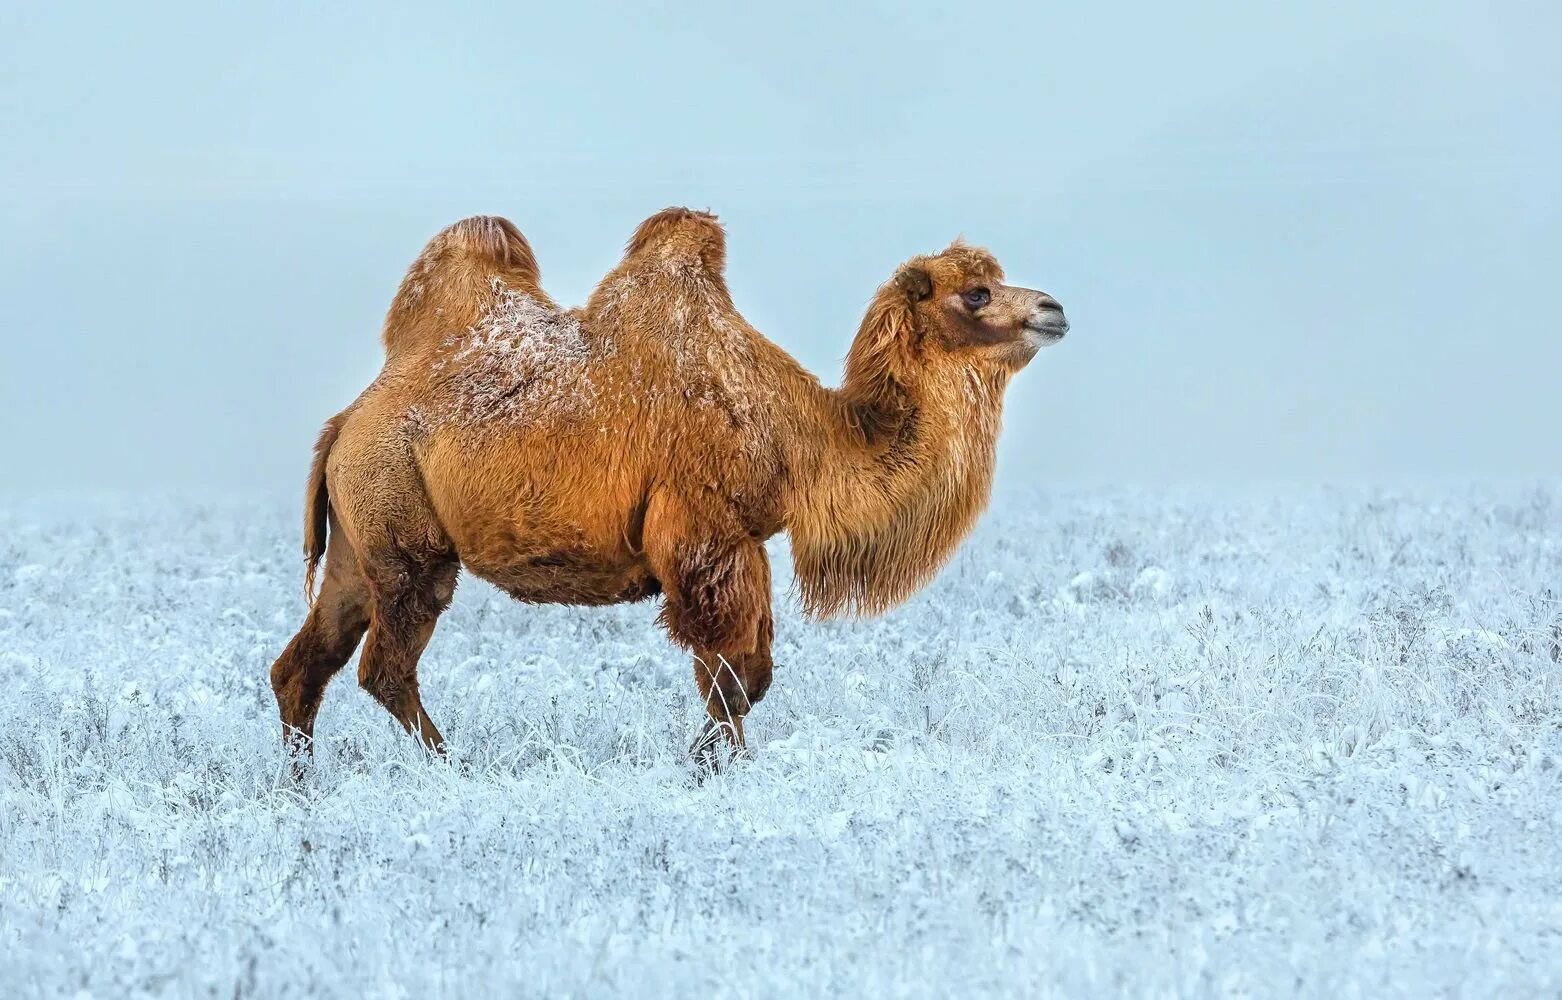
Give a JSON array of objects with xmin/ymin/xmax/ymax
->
[{"xmin": 268, "ymin": 207, "xmax": 1068, "ymax": 769}]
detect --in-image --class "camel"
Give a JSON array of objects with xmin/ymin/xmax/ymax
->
[{"xmin": 267, "ymin": 207, "xmax": 1068, "ymax": 770}]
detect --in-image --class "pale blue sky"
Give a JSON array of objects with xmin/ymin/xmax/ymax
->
[{"xmin": 2, "ymin": 2, "xmax": 1557, "ymax": 492}]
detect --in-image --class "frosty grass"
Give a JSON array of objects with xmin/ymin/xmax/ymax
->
[{"xmin": 1, "ymin": 487, "xmax": 1559, "ymax": 996}]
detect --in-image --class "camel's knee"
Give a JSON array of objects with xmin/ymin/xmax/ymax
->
[
  {"xmin": 695, "ymin": 654, "xmax": 754, "ymax": 718},
  {"xmin": 269, "ymin": 660, "xmax": 295, "ymax": 715},
  {"xmin": 270, "ymin": 650, "xmax": 304, "ymax": 702},
  {"xmin": 272, "ymin": 599, "xmax": 367, "ymax": 688},
  {"xmin": 745, "ymin": 655, "xmax": 774, "ymax": 706}
]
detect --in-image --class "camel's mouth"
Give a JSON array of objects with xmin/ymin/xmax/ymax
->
[
  {"xmin": 1022, "ymin": 297, "xmax": 1068, "ymax": 345},
  {"xmin": 1022, "ymin": 314, "xmax": 1068, "ymax": 346}
]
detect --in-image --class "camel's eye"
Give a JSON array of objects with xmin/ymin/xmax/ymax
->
[{"xmin": 962, "ymin": 287, "xmax": 991, "ymax": 309}]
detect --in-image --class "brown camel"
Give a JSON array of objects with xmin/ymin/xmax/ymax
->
[{"xmin": 268, "ymin": 207, "xmax": 1067, "ymax": 769}]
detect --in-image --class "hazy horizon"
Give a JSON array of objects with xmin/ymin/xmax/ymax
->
[{"xmin": 3, "ymin": 3, "xmax": 1558, "ymax": 495}]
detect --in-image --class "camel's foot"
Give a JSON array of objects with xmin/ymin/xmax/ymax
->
[
  {"xmin": 426, "ymin": 741, "xmax": 474, "ymax": 776},
  {"xmin": 688, "ymin": 718, "xmax": 750, "ymax": 779},
  {"xmin": 281, "ymin": 729, "xmax": 315, "ymax": 783}
]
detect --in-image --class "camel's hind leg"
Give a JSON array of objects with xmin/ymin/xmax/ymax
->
[
  {"xmin": 355, "ymin": 546, "xmax": 459, "ymax": 754},
  {"xmin": 325, "ymin": 416, "xmax": 460, "ymax": 756},
  {"xmin": 270, "ymin": 522, "xmax": 370, "ymax": 767}
]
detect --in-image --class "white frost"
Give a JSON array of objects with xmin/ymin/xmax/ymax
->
[
  {"xmin": 1, "ymin": 486, "xmax": 1559, "ymax": 995},
  {"xmin": 1131, "ymin": 566, "xmax": 1173, "ymax": 601},
  {"xmin": 430, "ymin": 284, "xmax": 597, "ymax": 427}
]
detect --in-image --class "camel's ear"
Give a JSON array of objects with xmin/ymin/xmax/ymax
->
[{"xmin": 895, "ymin": 266, "xmax": 932, "ymax": 302}]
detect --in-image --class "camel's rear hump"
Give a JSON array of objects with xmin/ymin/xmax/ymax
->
[
  {"xmin": 381, "ymin": 215, "xmax": 556, "ymax": 360},
  {"xmin": 444, "ymin": 216, "xmax": 539, "ymax": 274}
]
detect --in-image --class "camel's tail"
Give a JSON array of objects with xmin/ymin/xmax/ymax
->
[{"xmin": 303, "ymin": 412, "xmax": 347, "ymax": 606}]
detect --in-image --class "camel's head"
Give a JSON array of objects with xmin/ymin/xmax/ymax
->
[
  {"xmin": 904, "ymin": 242, "xmax": 1066, "ymax": 372},
  {"xmin": 859, "ymin": 242, "xmax": 1067, "ymax": 381}
]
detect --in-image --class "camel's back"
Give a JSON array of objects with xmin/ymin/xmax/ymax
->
[
  {"xmin": 427, "ymin": 304, "xmax": 781, "ymax": 461},
  {"xmin": 387, "ymin": 205, "xmax": 810, "ymax": 563},
  {"xmin": 397, "ymin": 274, "xmax": 792, "ymax": 563},
  {"xmin": 405, "ymin": 206, "xmax": 794, "ymax": 478},
  {"xmin": 412, "ymin": 288, "xmax": 604, "ymax": 433}
]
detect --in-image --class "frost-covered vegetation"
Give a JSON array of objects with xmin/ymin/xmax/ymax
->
[{"xmin": 2, "ymin": 488, "xmax": 1560, "ymax": 996}]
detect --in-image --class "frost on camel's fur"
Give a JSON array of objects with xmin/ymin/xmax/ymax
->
[
  {"xmin": 268, "ymin": 206, "xmax": 1068, "ymax": 767},
  {"xmin": 428, "ymin": 283, "xmax": 600, "ymax": 428}
]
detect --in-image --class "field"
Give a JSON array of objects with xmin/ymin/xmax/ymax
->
[{"xmin": 2, "ymin": 487, "xmax": 1560, "ymax": 997}]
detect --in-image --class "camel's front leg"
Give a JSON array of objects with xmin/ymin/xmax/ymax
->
[
  {"xmin": 688, "ymin": 608, "xmax": 774, "ymax": 763},
  {"xmin": 644, "ymin": 495, "xmax": 774, "ymax": 768}
]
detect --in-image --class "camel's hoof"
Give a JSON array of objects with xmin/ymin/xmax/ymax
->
[
  {"xmin": 688, "ymin": 724, "xmax": 750, "ymax": 781},
  {"xmin": 282, "ymin": 733, "xmax": 315, "ymax": 783},
  {"xmin": 438, "ymin": 750, "xmax": 474, "ymax": 777}
]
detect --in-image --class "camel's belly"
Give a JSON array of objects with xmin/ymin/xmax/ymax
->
[
  {"xmin": 467, "ymin": 552, "xmax": 660, "ymax": 607},
  {"xmin": 415, "ymin": 427, "xmax": 661, "ymax": 606}
]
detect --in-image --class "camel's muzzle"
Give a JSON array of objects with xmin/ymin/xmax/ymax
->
[{"xmin": 1023, "ymin": 295, "xmax": 1069, "ymax": 344}]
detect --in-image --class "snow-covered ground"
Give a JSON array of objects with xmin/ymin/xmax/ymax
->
[{"xmin": 2, "ymin": 487, "xmax": 1560, "ymax": 997}]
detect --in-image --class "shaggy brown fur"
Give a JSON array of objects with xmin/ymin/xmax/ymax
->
[
  {"xmin": 380, "ymin": 215, "xmax": 551, "ymax": 361},
  {"xmin": 268, "ymin": 207, "xmax": 1067, "ymax": 769}
]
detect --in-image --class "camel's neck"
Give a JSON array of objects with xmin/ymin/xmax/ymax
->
[{"xmin": 786, "ymin": 361, "xmax": 1008, "ymax": 618}]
